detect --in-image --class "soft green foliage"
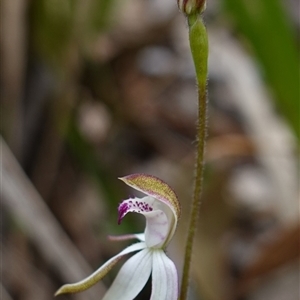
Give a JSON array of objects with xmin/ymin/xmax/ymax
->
[
  {"xmin": 30, "ymin": 0, "xmax": 117, "ymax": 67},
  {"xmin": 223, "ymin": 0, "xmax": 300, "ymax": 139},
  {"xmin": 89, "ymin": 0, "xmax": 117, "ymax": 32},
  {"xmin": 30, "ymin": 0, "xmax": 76, "ymax": 66}
]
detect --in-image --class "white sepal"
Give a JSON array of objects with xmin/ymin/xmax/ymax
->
[
  {"xmin": 55, "ymin": 242, "xmax": 146, "ymax": 296},
  {"xmin": 150, "ymin": 250, "xmax": 178, "ymax": 300},
  {"xmin": 103, "ymin": 248, "xmax": 152, "ymax": 300}
]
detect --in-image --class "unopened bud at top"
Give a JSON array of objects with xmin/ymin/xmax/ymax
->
[{"xmin": 178, "ymin": 0, "xmax": 206, "ymax": 15}]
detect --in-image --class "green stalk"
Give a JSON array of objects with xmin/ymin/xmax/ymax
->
[{"xmin": 180, "ymin": 14, "xmax": 208, "ymax": 300}]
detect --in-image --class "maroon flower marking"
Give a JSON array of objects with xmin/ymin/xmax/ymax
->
[
  {"xmin": 118, "ymin": 202, "xmax": 129, "ymax": 225},
  {"xmin": 117, "ymin": 199, "xmax": 154, "ymax": 224}
]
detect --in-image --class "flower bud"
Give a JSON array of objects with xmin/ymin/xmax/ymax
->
[{"xmin": 178, "ymin": 0, "xmax": 206, "ymax": 15}]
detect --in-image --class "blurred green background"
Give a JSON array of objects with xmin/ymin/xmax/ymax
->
[{"xmin": 1, "ymin": 0, "xmax": 299, "ymax": 299}]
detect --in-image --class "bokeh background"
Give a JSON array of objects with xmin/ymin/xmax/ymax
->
[{"xmin": 1, "ymin": 0, "xmax": 299, "ymax": 299}]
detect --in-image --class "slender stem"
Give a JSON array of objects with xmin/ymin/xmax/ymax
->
[{"xmin": 180, "ymin": 14, "xmax": 208, "ymax": 300}]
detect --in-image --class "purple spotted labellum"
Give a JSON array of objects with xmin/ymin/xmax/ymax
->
[{"xmin": 55, "ymin": 174, "xmax": 180, "ymax": 300}]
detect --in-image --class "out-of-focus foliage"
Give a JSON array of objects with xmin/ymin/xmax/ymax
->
[
  {"xmin": 30, "ymin": 0, "xmax": 117, "ymax": 68},
  {"xmin": 30, "ymin": 0, "xmax": 77, "ymax": 66},
  {"xmin": 223, "ymin": 0, "xmax": 300, "ymax": 139}
]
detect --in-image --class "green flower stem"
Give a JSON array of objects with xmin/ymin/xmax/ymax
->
[{"xmin": 180, "ymin": 14, "xmax": 208, "ymax": 300}]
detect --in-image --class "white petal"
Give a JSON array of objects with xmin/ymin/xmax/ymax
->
[
  {"xmin": 55, "ymin": 242, "xmax": 146, "ymax": 295},
  {"xmin": 108, "ymin": 233, "xmax": 145, "ymax": 242},
  {"xmin": 150, "ymin": 250, "xmax": 178, "ymax": 300},
  {"xmin": 102, "ymin": 248, "xmax": 152, "ymax": 300},
  {"xmin": 134, "ymin": 233, "xmax": 145, "ymax": 241}
]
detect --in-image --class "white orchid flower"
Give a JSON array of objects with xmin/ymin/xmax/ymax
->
[{"xmin": 55, "ymin": 173, "xmax": 180, "ymax": 300}]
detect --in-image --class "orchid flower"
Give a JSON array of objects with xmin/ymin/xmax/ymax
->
[{"xmin": 55, "ymin": 173, "xmax": 180, "ymax": 300}]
